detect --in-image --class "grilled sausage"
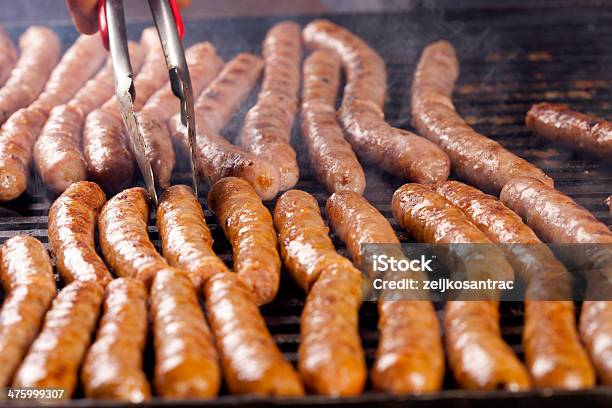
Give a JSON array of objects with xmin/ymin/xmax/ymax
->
[
  {"xmin": 82, "ymin": 278, "xmax": 150, "ymax": 401},
  {"xmin": 526, "ymin": 103, "xmax": 612, "ymax": 159},
  {"xmin": 83, "ymin": 31, "xmax": 167, "ymax": 194},
  {"xmin": 151, "ymin": 268, "xmax": 220, "ymax": 398},
  {"xmin": 0, "ymin": 27, "xmax": 60, "ymax": 125},
  {"xmin": 326, "ymin": 191, "xmax": 444, "ymax": 393},
  {"xmin": 0, "ymin": 26, "xmax": 17, "ymax": 86},
  {"xmin": 13, "ymin": 280, "xmax": 104, "ymax": 396},
  {"xmin": 0, "ymin": 34, "xmax": 107, "ymax": 202},
  {"xmin": 204, "ymin": 272, "xmax": 304, "ymax": 396},
  {"xmin": 411, "ymin": 40, "xmax": 552, "ymax": 194},
  {"xmin": 35, "ymin": 42, "xmax": 144, "ymax": 194},
  {"xmin": 138, "ymin": 42, "xmax": 223, "ymax": 188},
  {"xmin": 207, "ymin": 177, "xmax": 280, "ymax": 305},
  {"xmin": 157, "ymin": 184, "xmax": 229, "ymax": 289},
  {"xmin": 170, "ymin": 54, "xmax": 281, "ymax": 200},
  {"xmin": 301, "ymin": 50, "xmax": 365, "ymax": 194},
  {"xmin": 303, "ymin": 20, "xmax": 450, "ymax": 185},
  {"xmin": 274, "ymin": 190, "xmax": 366, "ymax": 395},
  {"xmin": 48, "ymin": 181, "xmax": 113, "ymax": 286},
  {"xmin": 241, "ymin": 22, "xmax": 301, "ymax": 190},
  {"xmin": 0, "ymin": 236, "xmax": 56, "ymax": 387},
  {"xmin": 391, "ymin": 183, "xmax": 530, "ymax": 390},
  {"xmin": 436, "ymin": 180, "xmax": 594, "ymax": 389},
  {"xmin": 500, "ymin": 176, "xmax": 612, "ymax": 384}
]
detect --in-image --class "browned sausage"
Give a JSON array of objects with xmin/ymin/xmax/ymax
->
[
  {"xmin": 0, "ymin": 34, "xmax": 107, "ymax": 202},
  {"xmin": 326, "ymin": 191, "xmax": 444, "ymax": 394},
  {"xmin": 82, "ymin": 278, "xmax": 150, "ymax": 401},
  {"xmin": 392, "ymin": 183, "xmax": 530, "ymax": 390},
  {"xmin": 98, "ymin": 187, "xmax": 165, "ymax": 286},
  {"xmin": 411, "ymin": 40, "xmax": 552, "ymax": 194},
  {"xmin": 48, "ymin": 181, "xmax": 113, "ymax": 286},
  {"xmin": 34, "ymin": 43, "xmax": 144, "ymax": 194},
  {"xmin": 151, "ymin": 268, "xmax": 220, "ymax": 398},
  {"xmin": 170, "ymin": 53, "xmax": 282, "ymax": 200},
  {"xmin": 301, "ymin": 49, "xmax": 365, "ymax": 194},
  {"xmin": 204, "ymin": 272, "xmax": 304, "ymax": 396},
  {"xmin": 157, "ymin": 184, "xmax": 229, "ymax": 289},
  {"xmin": 207, "ymin": 177, "xmax": 280, "ymax": 305},
  {"xmin": 274, "ymin": 189, "xmax": 366, "ymax": 395},
  {"xmin": 0, "ymin": 26, "xmax": 17, "ymax": 86},
  {"xmin": 0, "ymin": 235, "xmax": 56, "ymax": 387},
  {"xmin": 138, "ymin": 42, "xmax": 223, "ymax": 188},
  {"xmin": 436, "ymin": 180, "xmax": 595, "ymax": 389},
  {"xmin": 13, "ymin": 280, "xmax": 104, "ymax": 396},
  {"xmin": 241, "ymin": 21, "xmax": 301, "ymax": 190},
  {"xmin": 0, "ymin": 27, "xmax": 60, "ymax": 125},
  {"xmin": 83, "ymin": 30, "xmax": 167, "ymax": 194},
  {"xmin": 500, "ymin": 176, "xmax": 612, "ymax": 384},
  {"xmin": 526, "ymin": 103, "xmax": 612, "ymax": 159},
  {"xmin": 303, "ymin": 20, "xmax": 450, "ymax": 185}
]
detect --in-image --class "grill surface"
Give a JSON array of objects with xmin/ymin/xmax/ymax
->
[{"xmin": 1, "ymin": 2, "xmax": 612, "ymax": 407}]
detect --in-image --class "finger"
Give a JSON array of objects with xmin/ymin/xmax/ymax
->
[
  {"xmin": 66, "ymin": 0, "xmax": 99, "ymax": 34},
  {"xmin": 177, "ymin": 0, "xmax": 191, "ymax": 8}
]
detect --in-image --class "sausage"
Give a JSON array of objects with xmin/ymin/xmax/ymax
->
[
  {"xmin": 0, "ymin": 235, "xmax": 56, "ymax": 387},
  {"xmin": 13, "ymin": 280, "xmax": 104, "ymax": 396},
  {"xmin": 157, "ymin": 184, "xmax": 229, "ymax": 289},
  {"xmin": 0, "ymin": 26, "xmax": 17, "ymax": 86},
  {"xmin": 48, "ymin": 181, "xmax": 113, "ymax": 286},
  {"xmin": 391, "ymin": 183, "xmax": 531, "ymax": 390},
  {"xmin": 138, "ymin": 42, "xmax": 223, "ymax": 188},
  {"xmin": 500, "ymin": 176, "xmax": 612, "ymax": 384},
  {"xmin": 326, "ymin": 191, "xmax": 444, "ymax": 393},
  {"xmin": 170, "ymin": 53, "xmax": 282, "ymax": 200},
  {"xmin": 0, "ymin": 26, "xmax": 60, "ymax": 125},
  {"xmin": 436, "ymin": 180, "xmax": 595, "ymax": 389},
  {"xmin": 151, "ymin": 268, "xmax": 220, "ymax": 398},
  {"xmin": 204, "ymin": 272, "xmax": 304, "ymax": 396},
  {"xmin": 303, "ymin": 20, "xmax": 450, "ymax": 185},
  {"xmin": 207, "ymin": 177, "xmax": 280, "ymax": 305},
  {"xmin": 301, "ymin": 49, "xmax": 365, "ymax": 194},
  {"xmin": 411, "ymin": 41, "xmax": 551, "ymax": 194},
  {"xmin": 526, "ymin": 103, "xmax": 612, "ymax": 159},
  {"xmin": 241, "ymin": 22, "xmax": 301, "ymax": 190},
  {"xmin": 98, "ymin": 187, "xmax": 166, "ymax": 286},
  {"xmin": 82, "ymin": 278, "xmax": 150, "ymax": 401},
  {"xmin": 83, "ymin": 32, "xmax": 167, "ymax": 194},
  {"xmin": 273, "ymin": 189, "xmax": 366, "ymax": 395},
  {"xmin": 0, "ymin": 34, "xmax": 107, "ymax": 202}
]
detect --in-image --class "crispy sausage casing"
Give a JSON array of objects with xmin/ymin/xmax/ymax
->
[
  {"xmin": 204, "ymin": 272, "xmax": 304, "ymax": 396},
  {"xmin": 526, "ymin": 102, "xmax": 612, "ymax": 159},
  {"xmin": 326, "ymin": 191, "xmax": 444, "ymax": 393},
  {"xmin": 411, "ymin": 40, "xmax": 551, "ymax": 194},
  {"xmin": 391, "ymin": 183, "xmax": 530, "ymax": 390},
  {"xmin": 208, "ymin": 177, "xmax": 280, "ymax": 305},
  {"xmin": 0, "ymin": 236, "xmax": 56, "ymax": 387},
  {"xmin": 241, "ymin": 21, "xmax": 301, "ymax": 190},
  {"xmin": 48, "ymin": 181, "xmax": 113, "ymax": 286},
  {"xmin": 0, "ymin": 26, "xmax": 60, "ymax": 125},
  {"xmin": 303, "ymin": 20, "xmax": 450, "ymax": 185},
  {"xmin": 151, "ymin": 269, "xmax": 220, "ymax": 398},
  {"xmin": 13, "ymin": 280, "xmax": 104, "ymax": 396},
  {"xmin": 301, "ymin": 50, "xmax": 365, "ymax": 194},
  {"xmin": 157, "ymin": 185, "xmax": 229, "ymax": 288},
  {"xmin": 82, "ymin": 278, "xmax": 150, "ymax": 401},
  {"xmin": 436, "ymin": 180, "xmax": 594, "ymax": 389},
  {"xmin": 274, "ymin": 190, "xmax": 366, "ymax": 395}
]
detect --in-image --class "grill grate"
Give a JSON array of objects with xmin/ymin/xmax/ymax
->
[{"xmin": 1, "ymin": 3, "xmax": 612, "ymax": 407}]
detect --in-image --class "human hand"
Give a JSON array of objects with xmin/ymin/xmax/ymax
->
[{"xmin": 66, "ymin": 0, "xmax": 191, "ymax": 34}]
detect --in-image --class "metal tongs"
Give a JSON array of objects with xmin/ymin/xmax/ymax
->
[{"xmin": 98, "ymin": 0, "xmax": 199, "ymax": 206}]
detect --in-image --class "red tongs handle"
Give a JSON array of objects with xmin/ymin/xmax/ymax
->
[{"xmin": 98, "ymin": 0, "xmax": 184, "ymax": 50}]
